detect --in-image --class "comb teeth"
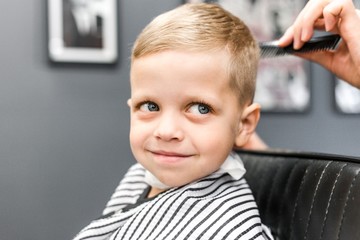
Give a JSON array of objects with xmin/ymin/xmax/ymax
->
[{"xmin": 259, "ymin": 34, "xmax": 342, "ymax": 58}]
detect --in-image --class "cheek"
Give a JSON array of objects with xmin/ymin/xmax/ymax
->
[
  {"xmin": 192, "ymin": 123, "xmax": 236, "ymax": 155},
  {"xmin": 129, "ymin": 120, "xmax": 148, "ymax": 151},
  {"xmin": 129, "ymin": 128, "xmax": 137, "ymax": 149}
]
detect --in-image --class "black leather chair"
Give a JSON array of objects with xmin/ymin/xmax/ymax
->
[{"xmin": 237, "ymin": 150, "xmax": 360, "ymax": 240}]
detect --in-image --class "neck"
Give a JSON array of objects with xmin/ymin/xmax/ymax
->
[{"xmin": 147, "ymin": 187, "xmax": 165, "ymax": 198}]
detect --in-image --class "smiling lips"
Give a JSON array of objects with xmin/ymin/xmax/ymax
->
[{"xmin": 149, "ymin": 150, "xmax": 194, "ymax": 164}]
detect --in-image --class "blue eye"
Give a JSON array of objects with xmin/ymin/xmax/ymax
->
[
  {"xmin": 189, "ymin": 103, "xmax": 211, "ymax": 115},
  {"xmin": 140, "ymin": 102, "xmax": 159, "ymax": 112}
]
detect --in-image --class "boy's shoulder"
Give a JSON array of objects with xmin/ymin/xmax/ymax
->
[{"xmin": 102, "ymin": 163, "xmax": 147, "ymax": 215}]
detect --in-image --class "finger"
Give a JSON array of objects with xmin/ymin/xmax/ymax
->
[
  {"xmin": 292, "ymin": 0, "xmax": 328, "ymax": 49},
  {"xmin": 323, "ymin": 1, "xmax": 343, "ymax": 31},
  {"xmin": 324, "ymin": 0, "xmax": 358, "ymax": 23},
  {"xmin": 312, "ymin": 18, "xmax": 340, "ymax": 34},
  {"xmin": 299, "ymin": 0, "xmax": 330, "ymax": 41},
  {"xmin": 292, "ymin": 5, "xmax": 308, "ymax": 49},
  {"xmin": 326, "ymin": 1, "xmax": 360, "ymax": 44},
  {"xmin": 277, "ymin": 26, "xmax": 294, "ymax": 47},
  {"xmin": 278, "ymin": 1, "xmax": 315, "ymax": 49},
  {"xmin": 313, "ymin": 18, "xmax": 326, "ymax": 30}
]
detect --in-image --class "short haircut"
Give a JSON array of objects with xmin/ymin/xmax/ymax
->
[{"xmin": 131, "ymin": 3, "xmax": 259, "ymax": 105}]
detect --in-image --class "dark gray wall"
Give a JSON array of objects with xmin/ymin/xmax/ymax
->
[{"xmin": 0, "ymin": 0, "xmax": 359, "ymax": 239}]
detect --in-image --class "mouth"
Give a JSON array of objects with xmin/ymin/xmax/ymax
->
[{"xmin": 149, "ymin": 150, "xmax": 194, "ymax": 164}]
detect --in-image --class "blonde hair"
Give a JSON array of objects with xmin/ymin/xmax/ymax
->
[{"xmin": 131, "ymin": 3, "xmax": 259, "ymax": 104}]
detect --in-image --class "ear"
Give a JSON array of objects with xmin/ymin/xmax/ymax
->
[{"xmin": 234, "ymin": 103, "xmax": 261, "ymax": 148}]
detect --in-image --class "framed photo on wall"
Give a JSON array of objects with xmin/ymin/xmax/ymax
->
[
  {"xmin": 48, "ymin": 0, "xmax": 118, "ymax": 63},
  {"xmin": 184, "ymin": 0, "xmax": 311, "ymax": 113},
  {"xmin": 334, "ymin": 77, "xmax": 360, "ymax": 114}
]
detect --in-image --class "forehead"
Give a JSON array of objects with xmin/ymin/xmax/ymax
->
[{"xmin": 130, "ymin": 49, "xmax": 231, "ymax": 89}]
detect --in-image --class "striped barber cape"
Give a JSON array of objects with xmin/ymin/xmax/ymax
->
[{"xmin": 73, "ymin": 163, "xmax": 273, "ymax": 240}]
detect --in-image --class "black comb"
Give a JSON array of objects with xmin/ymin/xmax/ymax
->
[{"xmin": 259, "ymin": 34, "xmax": 342, "ymax": 58}]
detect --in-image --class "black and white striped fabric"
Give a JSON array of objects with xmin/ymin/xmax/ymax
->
[{"xmin": 73, "ymin": 163, "xmax": 273, "ymax": 240}]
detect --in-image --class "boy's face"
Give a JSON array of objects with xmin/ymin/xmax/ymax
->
[{"xmin": 129, "ymin": 50, "xmax": 259, "ymax": 188}]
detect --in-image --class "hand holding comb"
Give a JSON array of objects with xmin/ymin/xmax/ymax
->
[{"xmin": 259, "ymin": 34, "xmax": 342, "ymax": 58}]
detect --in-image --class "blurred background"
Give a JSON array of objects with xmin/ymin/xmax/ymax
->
[{"xmin": 1, "ymin": 0, "xmax": 359, "ymax": 239}]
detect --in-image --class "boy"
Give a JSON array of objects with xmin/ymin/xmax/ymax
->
[{"xmin": 74, "ymin": 3, "xmax": 273, "ymax": 240}]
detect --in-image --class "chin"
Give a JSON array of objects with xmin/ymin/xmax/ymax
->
[{"xmin": 156, "ymin": 175, "xmax": 188, "ymax": 188}]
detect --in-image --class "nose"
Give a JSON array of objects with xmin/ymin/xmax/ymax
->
[{"xmin": 153, "ymin": 112, "xmax": 184, "ymax": 142}]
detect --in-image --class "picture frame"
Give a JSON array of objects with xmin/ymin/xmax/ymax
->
[
  {"xmin": 47, "ymin": 0, "xmax": 118, "ymax": 64},
  {"xmin": 334, "ymin": 76, "xmax": 360, "ymax": 114},
  {"xmin": 184, "ymin": 0, "xmax": 311, "ymax": 113}
]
